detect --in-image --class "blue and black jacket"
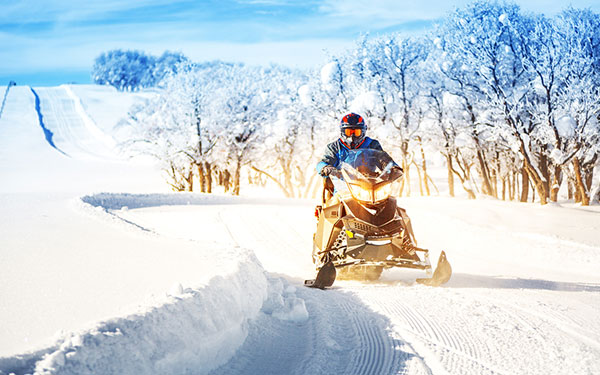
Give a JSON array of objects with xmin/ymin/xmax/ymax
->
[{"xmin": 316, "ymin": 137, "xmax": 384, "ymax": 176}]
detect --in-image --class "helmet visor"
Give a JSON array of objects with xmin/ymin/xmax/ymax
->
[{"xmin": 344, "ymin": 128, "xmax": 362, "ymax": 137}]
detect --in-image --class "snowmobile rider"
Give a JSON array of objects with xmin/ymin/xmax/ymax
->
[{"xmin": 316, "ymin": 112, "xmax": 402, "ymax": 180}]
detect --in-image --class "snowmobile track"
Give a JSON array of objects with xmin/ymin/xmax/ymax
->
[
  {"xmin": 342, "ymin": 299, "xmax": 391, "ymax": 374},
  {"xmin": 484, "ymin": 293, "xmax": 600, "ymax": 352},
  {"xmin": 336, "ymin": 293, "xmax": 429, "ymax": 375},
  {"xmin": 355, "ymin": 287, "xmax": 508, "ymax": 375}
]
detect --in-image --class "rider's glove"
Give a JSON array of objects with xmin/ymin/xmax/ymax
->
[
  {"xmin": 390, "ymin": 165, "xmax": 403, "ymax": 180},
  {"xmin": 321, "ymin": 165, "xmax": 341, "ymax": 178}
]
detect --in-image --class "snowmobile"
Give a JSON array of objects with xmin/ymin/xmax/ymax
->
[{"xmin": 305, "ymin": 149, "xmax": 452, "ymax": 289}]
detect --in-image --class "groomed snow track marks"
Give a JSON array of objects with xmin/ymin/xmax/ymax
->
[
  {"xmin": 480, "ymin": 292, "xmax": 600, "ymax": 374},
  {"xmin": 392, "ymin": 300, "xmax": 493, "ymax": 374},
  {"xmin": 353, "ymin": 286, "xmax": 507, "ymax": 375},
  {"xmin": 337, "ymin": 297, "xmax": 413, "ymax": 375},
  {"xmin": 206, "ymin": 284, "xmax": 415, "ymax": 375},
  {"xmin": 352, "ymin": 285, "xmax": 600, "ymax": 375},
  {"xmin": 294, "ymin": 287, "xmax": 419, "ymax": 375}
]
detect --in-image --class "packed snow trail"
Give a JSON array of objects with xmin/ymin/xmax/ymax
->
[
  {"xmin": 83, "ymin": 193, "xmax": 600, "ymax": 375},
  {"xmin": 29, "ymin": 86, "xmax": 117, "ymax": 160}
]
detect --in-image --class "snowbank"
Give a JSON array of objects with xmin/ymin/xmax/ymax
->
[
  {"xmin": 1, "ymin": 250, "xmax": 268, "ymax": 375},
  {"xmin": 1, "ymin": 190, "xmax": 315, "ymax": 375}
]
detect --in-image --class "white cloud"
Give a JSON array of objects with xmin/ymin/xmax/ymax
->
[
  {"xmin": 318, "ymin": 0, "xmax": 472, "ymax": 22},
  {"xmin": 0, "ymin": 27, "xmax": 354, "ymax": 74},
  {"xmin": 318, "ymin": 0, "xmax": 600, "ymax": 22}
]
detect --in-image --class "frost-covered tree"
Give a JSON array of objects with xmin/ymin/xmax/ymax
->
[
  {"xmin": 124, "ymin": 61, "xmax": 227, "ymax": 191},
  {"xmin": 251, "ymin": 69, "xmax": 326, "ymax": 198},
  {"xmin": 206, "ymin": 64, "xmax": 279, "ymax": 195},
  {"xmin": 92, "ymin": 49, "xmax": 189, "ymax": 91},
  {"xmin": 557, "ymin": 77, "xmax": 600, "ymax": 205},
  {"xmin": 431, "ymin": 2, "xmax": 600, "ymax": 205},
  {"xmin": 520, "ymin": 14, "xmax": 570, "ymax": 201},
  {"xmin": 124, "ymin": 61, "xmax": 315, "ymax": 196},
  {"xmin": 92, "ymin": 50, "xmax": 154, "ymax": 91},
  {"xmin": 438, "ymin": 2, "xmax": 552, "ymax": 202},
  {"xmin": 551, "ymin": 8, "xmax": 600, "ymax": 205},
  {"xmin": 421, "ymin": 45, "xmax": 478, "ymax": 199}
]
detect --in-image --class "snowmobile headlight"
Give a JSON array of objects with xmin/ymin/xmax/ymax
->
[
  {"xmin": 348, "ymin": 184, "xmax": 372, "ymax": 202},
  {"xmin": 374, "ymin": 183, "xmax": 392, "ymax": 202}
]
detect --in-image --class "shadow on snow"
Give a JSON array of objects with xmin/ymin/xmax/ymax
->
[{"xmin": 445, "ymin": 273, "xmax": 600, "ymax": 292}]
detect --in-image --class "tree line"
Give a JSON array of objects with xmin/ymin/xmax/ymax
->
[{"xmin": 117, "ymin": 1, "xmax": 600, "ymax": 205}]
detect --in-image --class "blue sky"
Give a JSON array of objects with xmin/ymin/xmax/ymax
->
[{"xmin": 1, "ymin": 0, "xmax": 599, "ymax": 86}]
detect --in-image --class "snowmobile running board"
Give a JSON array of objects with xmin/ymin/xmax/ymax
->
[{"xmin": 330, "ymin": 258, "xmax": 431, "ymax": 270}]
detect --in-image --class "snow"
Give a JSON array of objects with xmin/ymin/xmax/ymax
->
[
  {"xmin": 31, "ymin": 250, "xmax": 268, "ymax": 375},
  {"xmin": 262, "ymin": 278, "xmax": 309, "ymax": 323},
  {"xmin": 320, "ymin": 61, "xmax": 339, "ymax": 88},
  {"xmin": 1, "ymin": 84, "xmax": 599, "ymax": 374},
  {"xmin": 349, "ymin": 91, "xmax": 381, "ymax": 114},
  {"xmin": 298, "ymin": 84, "xmax": 311, "ymax": 106},
  {"xmin": 557, "ymin": 114, "xmax": 576, "ymax": 139},
  {"xmin": 62, "ymin": 85, "xmax": 117, "ymax": 150},
  {"xmin": 498, "ymin": 13, "xmax": 508, "ymax": 25}
]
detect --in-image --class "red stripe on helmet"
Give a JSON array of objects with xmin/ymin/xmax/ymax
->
[{"xmin": 339, "ymin": 137, "xmax": 366, "ymax": 150}]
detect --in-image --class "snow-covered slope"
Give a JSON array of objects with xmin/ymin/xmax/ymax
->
[
  {"xmin": 1, "ymin": 84, "xmax": 599, "ymax": 375},
  {"xmin": 0, "ymin": 85, "xmax": 163, "ymax": 194}
]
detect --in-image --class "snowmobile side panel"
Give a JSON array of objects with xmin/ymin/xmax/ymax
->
[
  {"xmin": 397, "ymin": 206, "xmax": 417, "ymax": 245},
  {"xmin": 313, "ymin": 202, "xmax": 342, "ymax": 254}
]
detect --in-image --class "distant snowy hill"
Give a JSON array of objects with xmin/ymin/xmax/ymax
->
[{"xmin": 0, "ymin": 84, "xmax": 599, "ymax": 375}]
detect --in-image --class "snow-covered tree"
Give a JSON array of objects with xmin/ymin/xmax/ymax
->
[
  {"xmin": 552, "ymin": 8, "xmax": 600, "ymax": 205},
  {"xmin": 437, "ymin": 2, "xmax": 553, "ymax": 202},
  {"xmin": 92, "ymin": 49, "xmax": 189, "ymax": 91},
  {"xmin": 124, "ymin": 61, "xmax": 226, "ymax": 191}
]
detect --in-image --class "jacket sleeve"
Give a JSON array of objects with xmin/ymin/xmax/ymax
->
[{"xmin": 316, "ymin": 142, "xmax": 339, "ymax": 176}]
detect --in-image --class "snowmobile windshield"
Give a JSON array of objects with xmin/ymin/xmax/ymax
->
[
  {"xmin": 339, "ymin": 149, "xmax": 397, "ymax": 185},
  {"xmin": 334, "ymin": 149, "xmax": 398, "ymax": 204}
]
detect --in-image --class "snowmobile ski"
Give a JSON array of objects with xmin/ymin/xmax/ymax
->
[
  {"xmin": 304, "ymin": 261, "xmax": 336, "ymax": 289},
  {"xmin": 416, "ymin": 251, "xmax": 452, "ymax": 286}
]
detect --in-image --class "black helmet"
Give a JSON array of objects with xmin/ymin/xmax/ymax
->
[{"xmin": 340, "ymin": 113, "xmax": 367, "ymax": 148}]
